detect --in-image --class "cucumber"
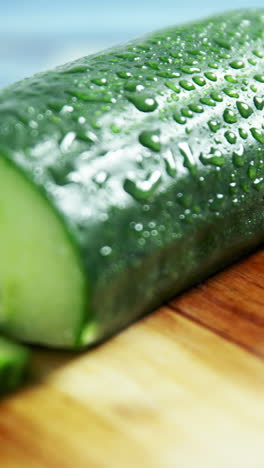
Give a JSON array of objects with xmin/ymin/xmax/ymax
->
[
  {"xmin": 0, "ymin": 336, "xmax": 30, "ymax": 395},
  {"xmin": 0, "ymin": 9, "xmax": 263, "ymax": 348}
]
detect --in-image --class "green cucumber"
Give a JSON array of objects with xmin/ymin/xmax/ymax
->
[
  {"xmin": 0, "ymin": 9, "xmax": 263, "ymax": 348},
  {"xmin": 0, "ymin": 336, "xmax": 30, "ymax": 395}
]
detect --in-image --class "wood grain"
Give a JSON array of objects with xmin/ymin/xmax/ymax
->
[
  {"xmin": 0, "ymin": 250, "xmax": 263, "ymax": 468},
  {"xmin": 170, "ymin": 249, "xmax": 264, "ymax": 357}
]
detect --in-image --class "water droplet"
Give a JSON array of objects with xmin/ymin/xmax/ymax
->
[
  {"xmin": 116, "ymin": 70, "xmax": 133, "ymax": 79},
  {"xmin": 143, "ymin": 204, "xmax": 150, "ymax": 211},
  {"xmin": 208, "ymin": 62, "xmax": 219, "ymax": 69},
  {"xmin": 200, "ymin": 148, "xmax": 225, "ymax": 166},
  {"xmin": 204, "ymin": 71, "xmax": 217, "ymax": 82},
  {"xmin": 143, "ymin": 230, "xmax": 150, "ymax": 238},
  {"xmin": 91, "ymin": 120, "xmax": 101, "ymax": 130},
  {"xmin": 124, "ymin": 81, "xmax": 144, "ymax": 92},
  {"xmin": 60, "ymin": 131, "xmax": 76, "ymax": 152},
  {"xmin": 254, "ymin": 74, "xmax": 264, "ymax": 83},
  {"xmin": 116, "ymin": 52, "xmax": 137, "ymax": 60},
  {"xmin": 133, "ymin": 223, "xmax": 143, "ymax": 233},
  {"xmin": 232, "ymin": 144, "xmax": 245, "ymax": 167},
  {"xmin": 188, "ymin": 103, "xmax": 204, "ymax": 113},
  {"xmin": 200, "ymin": 97, "xmax": 216, "ymax": 107},
  {"xmin": 192, "ymin": 75, "xmax": 206, "ymax": 86},
  {"xmin": 253, "ymin": 49, "xmax": 264, "ymax": 58},
  {"xmin": 170, "ymin": 51, "xmax": 183, "ymax": 59},
  {"xmin": 223, "ymin": 88, "xmax": 239, "ymax": 98},
  {"xmin": 64, "ymin": 65, "xmax": 88, "ymax": 74},
  {"xmin": 239, "ymin": 128, "xmax": 248, "ymax": 139},
  {"xmin": 110, "ymin": 123, "xmax": 121, "ymax": 133},
  {"xmin": 139, "ymin": 130, "xmax": 161, "ymax": 152},
  {"xmin": 146, "ymin": 60, "xmax": 160, "ymax": 70},
  {"xmin": 157, "ymin": 71, "xmax": 180, "ymax": 78},
  {"xmin": 219, "ymin": 52, "xmax": 231, "ymax": 60},
  {"xmin": 223, "ymin": 108, "xmax": 238, "ymax": 124},
  {"xmin": 170, "ymin": 93, "xmax": 179, "ymax": 102},
  {"xmin": 230, "ymin": 60, "xmax": 245, "ymax": 69},
  {"xmin": 100, "ymin": 246, "xmax": 112, "ymax": 256},
  {"xmin": 179, "ymin": 80, "xmax": 195, "ymax": 91},
  {"xmin": 145, "ymin": 75, "xmax": 157, "ymax": 82},
  {"xmin": 187, "ymin": 49, "xmax": 206, "ymax": 57},
  {"xmin": 163, "ymin": 149, "xmax": 177, "ymax": 177},
  {"xmin": 236, "ymin": 101, "xmax": 253, "ymax": 119},
  {"xmin": 29, "ymin": 120, "xmax": 38, "ymax": 129},
  {"xmin": 181, "ymin": 108, "xmax": 193, "ymax": 118},
  {"xmin": 253, "ymin": 178, "xmax": 264, "ymax": 191},
  {"xmin": 181, "ymin": 65, "xmax": 201, "ymax": 74},
  {"xmin": 248, "ymin": 58, "xmax": 257, "ymax": 66},
  {"xmin": 208, "ymin": 120, "xmax": 221, "ymax": 132},
  {"xmin": 92, "ymin": 77, "xmax": 108, "ymax": 86},
  {"xmin": 128, "ymin": 95, "xmax": 158, "ymax": 112},
  {"xmin": 229, "ymin": 182, "xmax": 237, "ymax": 194},
  {"xmin": 253, "ymin": 96, "xmax": 264, "ymax": 110},
  {"xmin": 159, "ymin": 56, "xmax": 172, "ymax": 65},
  {"xmin": 93, "ymin": 171, "xmax": 109, "ymax": 186},
  {"xmin": 250, "ymin": 128, "xmax": 264, "ymax": 143},
  {"xmin": 124, "ymin": 171, "xmax": 162, "ymax": 201},
  {"xmin": 178, "ymin": 142, "xmax": 196, "ymax": 174},
  {"xmin": 225, "ymin": 130, "xmax": 237, "ymax": 144},
  {"xmin": 60, "ymin": 104, "xmax": 74, "ymax": 113},
  {"xmin": 173, "ymin": 113, "xmax": 186, "ymax": 124},
  {"xmin": 224, "ymin": 75, "xmax": 238, "ymax": 83},
  {"xmin": 148, "ymin": 221, "xmax": 156, "ymax": 229},
  {"xmin": 77, "ymin": 128, "xmax": 98, "ymax": 143},
  {"xmin": 165, "ymin": 81, "xmax": 181, "ymax": 93},
  {"xmin": 210, "ymin": 91, "xmax": 223, "ymax": 102}
]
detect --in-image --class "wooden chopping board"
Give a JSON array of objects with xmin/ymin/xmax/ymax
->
[{"xmin": 0, "ymin": 250, "xmax": 263, "ymax": 468}]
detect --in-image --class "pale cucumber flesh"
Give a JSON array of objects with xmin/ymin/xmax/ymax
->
[{"xmin": 0, "ymin": 157, "xmax": 86, "ymax": 348}]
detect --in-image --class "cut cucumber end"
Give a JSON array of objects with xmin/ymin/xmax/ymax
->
[
  {"xmin": 0, "ymin": 336, "xmax": 30, "ymax": 394},
  {"xmin": 0, "ymin": 156, "xmax": 87, "ymax": 348}
]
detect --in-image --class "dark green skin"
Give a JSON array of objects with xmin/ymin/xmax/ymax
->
[
  {"xmin": 0, "ymin": 9, "xmax": 264, "ymax": 347},
  {"xmin": 0, "ymin": 336, "xmax": 30, "ymax": 395}
]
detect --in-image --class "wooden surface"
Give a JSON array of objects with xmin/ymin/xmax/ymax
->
[{"xmin": 0, "ymin": 250, "xmax": 264, "ymax": 468}]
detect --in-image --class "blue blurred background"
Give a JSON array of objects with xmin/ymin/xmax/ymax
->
[{"xmin": 1, "ymin": 0, "xmax": 264, "ymax": 88}]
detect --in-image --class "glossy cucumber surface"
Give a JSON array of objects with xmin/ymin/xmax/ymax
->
[{"xmin": 0, "ymin": 9, "xmax": 263, "ymax": 348}]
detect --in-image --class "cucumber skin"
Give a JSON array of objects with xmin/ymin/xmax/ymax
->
[
  {"xmin": 0, "ymin": 9, "xmax": 264, "ymax": 347},
  {"xmin": 0, "ymin": 336, "xmax": 30, "ymax": 395}
]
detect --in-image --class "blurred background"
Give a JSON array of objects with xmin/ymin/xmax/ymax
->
[{"xmin": 1, "ymin": 0, "xmax": 264, "ymax": 88}]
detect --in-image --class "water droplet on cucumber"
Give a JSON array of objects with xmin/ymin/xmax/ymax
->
[
  {"xmin": 139, "ymin": 130, "xmax": 161, "ymax": 152},
  {"xmin": 128, "ymin": 95, "xmax": 158, "ymax": 112},
  {"xmin": 124, "ymin": 171, "xmax": 162, "ymax": 200},
  {"xmin": 230, "ymin": 60, "xmax": 245, "ymax": 69},
  {"xmin": 236, "ymin": 101, "xmax": 253, "ymax": 118},
  {"xmin": 223, "ymin": 108, "xmax": 238, "ymax": 124}
]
